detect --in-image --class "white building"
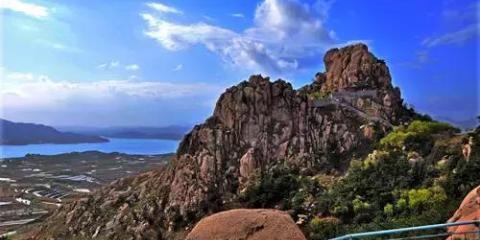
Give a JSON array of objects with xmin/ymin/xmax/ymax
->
[{"xmin": 15, "ymin": 197, "xmax": 31, "ymax": 206}]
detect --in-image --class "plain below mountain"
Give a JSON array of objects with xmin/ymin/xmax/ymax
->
[{"xmin": 0, "ymin": 119, "xmax": 108, "ymax": 145}]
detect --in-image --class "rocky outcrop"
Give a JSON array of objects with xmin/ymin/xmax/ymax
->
[
  {"xmin": 37, "ymin": 43, "xmax": 413, "ymax": 240},
  {"xmin": 167, "ymin": 44, "xmax": 410, "ymax": 222},
  {"xmin": 321, "ymin": 44, "xmax": 405, "ymax": 123},
  {"xmin": 447, "ymin": 186, "xmax": 480, "ymax": 240},
  {"xmin": 462, "ymin": 136, "xmax": 474, "ymax": 161},
  {"xmin": 186, "ymin": 209, "xmax": 306, "ymax": 240}
]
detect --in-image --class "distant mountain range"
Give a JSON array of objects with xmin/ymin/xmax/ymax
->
[
  {"xmin": 56, "ymin": 125, "xmax": 191, "ymax": 140},
  {"xmin": 0, "ymin": 119, "xmax": 108, "ymax": 145},
  {"xmin": 434, "ymin": 116, "xmax": 478, "ymax": 130}
]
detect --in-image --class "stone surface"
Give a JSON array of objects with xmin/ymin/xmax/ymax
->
[
  {"xmin": 186, "ymin": 209, "xmax": 306, "ymax": 240},
  {"xmin": 37, "ymin": 43, "xmax": 414, "ymax": 240},
  {"xmin": 447, "ymin": 186, "xmax": 480, "ymax": 240}
]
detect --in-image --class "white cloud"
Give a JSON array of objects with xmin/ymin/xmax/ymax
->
[
  {"xmin": 0, "ymin": 0, "xmax": 48, "ymax": 18},
  {"xmin": 146, "ymin": 2, "xmax": 182, "ymax": 14},
  {"xmin": 141, "ymin": 0, "xmax": 336, "ymax": 73},
  {"xmin": 0, "ymin": 70, "xmax": 224, "ymax": 126},
  {"xmin": 110, "ymin": 61, "xmax": 120, "ymax": 68},
  {"xmin": 441, "ymin": 2, "xmax": 478, "ymax": 24},
  {"xmin": 231, "ymin": 13, "xmax": 244, "ymax": 18},
  {"xmin": 141, "ymin": 13, "xmax": 236, "ymax": 51},
  {"xmin": 125, "ymin": 64, "xmax": 140, "ymax": 71},
  {"xmin": 4, "ymin": 71, "xmax": 35, "ymax": 81},
  {"xmin": 329, "ymin": 39, "xmax": 371, "ymax": 49},
  {"xmin": 1, "ymin": 70, "xmax": 221, "ymax": 108},
  {"xmin": 173, "ymin": 64, "xmax": 183, "ymax": 71},
  {"xmin": 399, "ymin": 50, "xmax": 431, "ymax": 69},
  {"xmin": 98, "ymin": 62, "xmax": 140, "ymax": 71},
  {"xmin": 415, "ymin": 51, "xmax": 429, "ymax": 64},
  {"xmin": 97, "ymin": 63, "xmax": 108, "ymax": 69},
  {"xmin": 203, "ymin": 15, "xmax": 215, "ymax": 21},
  {"xmin": 35, "ymin": 39, "xmax": 83, "ymax": 53},
  {"xmin": 422, "ymin": 24, "xmax": 479, "ymax": 47},
  {"xmin": 97, "ymin": 61, "xmax": 120, "ymax": 69},
  {"xmin": 313, "ymin": 0, "xmax": 334, "ymax": 21}
]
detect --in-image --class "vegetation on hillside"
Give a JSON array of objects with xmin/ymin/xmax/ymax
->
[{"xmin": 240, "ymin": 120, "xmax": 479, "ymax": 239}]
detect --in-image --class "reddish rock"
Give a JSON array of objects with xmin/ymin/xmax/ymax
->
[
  {"xmin": 239, "ymin": 148, "xmax": 258, "ymax": 186},
  {"xmin": 447, "ymin": 186, "xmax": 480, "ymax": 240},
  {"xmin": 324, "ymin": 44, "xmax": 389, "ymax": 90},
  {"xmin": 186, "ymin": 209, "xmax": 306, "ymax": 240},
  {"xmin": 462, "ymin": 136, "xmax": 474, "ymax": 161}
]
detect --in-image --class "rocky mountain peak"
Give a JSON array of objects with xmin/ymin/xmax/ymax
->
[
  {"xmin": 321, "ymin": 43, "xmax": 392, "ymax": 92},
  {"xmin": 37, "ymin": 44, "xmax": 415, "ymax": 240}
]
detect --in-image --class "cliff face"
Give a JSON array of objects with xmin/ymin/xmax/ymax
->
[{"xmin": 37, "ymin": 44, "xmax": 413, "ymax": 239}]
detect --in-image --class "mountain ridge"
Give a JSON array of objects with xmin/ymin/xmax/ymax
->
[{"xmin": 0, "ymin": 119, "xmax": 108, "ymax": 145}]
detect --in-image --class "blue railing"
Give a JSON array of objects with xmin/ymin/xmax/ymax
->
[{"xmin": 331, "ymin": 220, "xmax": 480, "ymax": 240}]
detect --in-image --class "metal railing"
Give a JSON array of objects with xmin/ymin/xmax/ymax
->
[{"xmin": 331, "ymin": 220, "xmax": 480, "ymax": 240}]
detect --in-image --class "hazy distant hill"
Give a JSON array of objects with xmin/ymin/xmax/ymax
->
[
  {"xmin": 435, "ymin": 116, "xmax": 478, "ymax": 130},
  {"xmin": 0, "ymin": 119, "xmax": 108, "ymax": 145},
  {"xmin": 57, "ymin": 126, "xmax": 190, "ymax": 140}
]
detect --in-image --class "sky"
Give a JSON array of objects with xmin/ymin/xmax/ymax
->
[{"xmin": 0, "ymin": 0, "xmax": 478, "ymax": 127}]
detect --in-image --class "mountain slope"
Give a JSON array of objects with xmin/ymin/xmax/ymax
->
[
  {"xmin": 0, "ymin": 119, "xmax": 108, "ymax": 145},
  {"xmin": 37, "ymin": 44, "xmax": 417, "ymax": 239}
]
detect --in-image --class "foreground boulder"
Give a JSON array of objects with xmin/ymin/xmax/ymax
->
[
  {"xmin": 447, "ymin": 186, "xmax": 480, "ymax": 240},
  {"xmin": 36, "ymin": 43, "xmax": 414, "ymax": 239},
  {"xmin": 186, "ymin": 209, "xmax": 306, "ymax": 240}
]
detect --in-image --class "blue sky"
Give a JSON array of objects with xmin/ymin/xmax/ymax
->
[{"xmin": 0, "ymin": 0, "xmax": 478, "ymax": 127}]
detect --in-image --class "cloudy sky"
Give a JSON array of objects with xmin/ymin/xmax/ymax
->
[{"xmin": 0, "ymin": 0, "xmax": 478, "ymax": 127}]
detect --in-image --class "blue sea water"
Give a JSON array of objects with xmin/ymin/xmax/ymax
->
[{"xmin": 0, "ymin": 138, "xmax": 179, "ymax": 158}]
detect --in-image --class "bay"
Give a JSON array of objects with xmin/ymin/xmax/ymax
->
[{"xmin": 0, "ymin": 138, "xmax": 179, "ymax": 158}]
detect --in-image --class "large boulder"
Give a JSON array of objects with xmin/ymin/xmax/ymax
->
[
  {"xmin": 186, "ymin": 209, "xmax": 306, "ymax": 240},
  {"xmin": 447, "ymin": 186, "xmax": 480, "ymax": 240}
]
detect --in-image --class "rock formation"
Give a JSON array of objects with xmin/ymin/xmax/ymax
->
[
  {"xmin": 36, "ymin": 43, "xmax": 414, "ymax": 240},
  {"xmin": 185, "ymin": 209, "xmax": 306, "ymax": 240},
  {"xmin": 447, "ymin": 186, "xmax": 480, "ymax": 240}
]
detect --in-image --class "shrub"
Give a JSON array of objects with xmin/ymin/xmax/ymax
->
[
  {"xmin": 352, "ymin": 198, "xmax": 371, "ymax": 214},
  {"xmin": 395, "ymin": 198, "xmax": 407, "ymax": 211},
  {"xmin": 380, "ymin": 120, "xmax": 458, "ymax": 154},
  {"xmin": 406, "ymin": 121, "xmax": 458, "ymax": 135},
  {"xmin": 384, "ymin": 203, "xmax": 394, "ymax": 216},
  {"xmin": 308, "ymin": 217, "xmax": 341, "ymax": 240},
  {"xmin": 408, "ymin": 188, "xmax": 433, "ymax": 210},
  {"xmin": 393, "ymin": 186, "xmax": 448, "ymax": 214},
  {"xmin": 240, "ymin": 165, "xmax": 299, "ymax": 208},
  {"xmin": 308, "ymin": 91, "xmax": 330, "ymax": 100}
]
